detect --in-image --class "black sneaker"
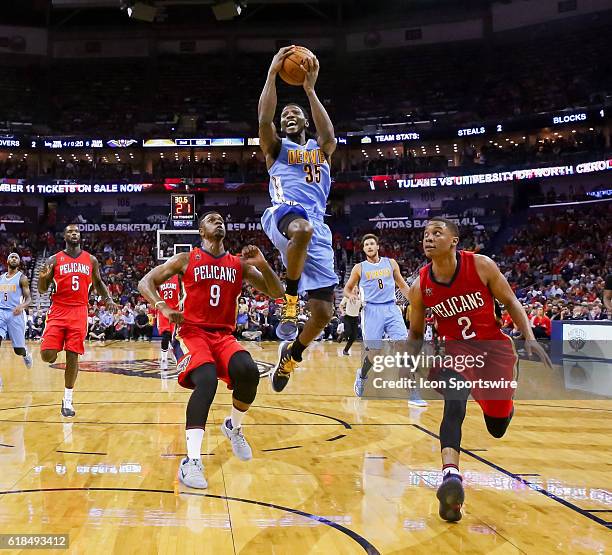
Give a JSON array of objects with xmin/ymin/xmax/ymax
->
[
  {"xmin": 270, "ymin": 341, "xmax": 298, "ymax": 392},
  {"xmin": 436, "ymin": 474, "xmax": 464, "ymax": 522},
  {"xmin": 61, "ymin": 400, "xmax": 75, "ymax": 418}
]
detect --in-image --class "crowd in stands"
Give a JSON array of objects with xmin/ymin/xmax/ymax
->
[
  {"xmin": 1, "ymin": 20, "xmax": 611, "ymax": 138},
  {"xmin": 496, "ymin": 203, "xmax": 611, "ymax": 337},
  {"xmin": 6, "ymin": 198, "xmax": 611, "ymax": 350}
]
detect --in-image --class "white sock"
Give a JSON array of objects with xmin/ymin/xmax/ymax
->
[
  {"xmin": 186, "ymin": 428, "xmax": 204, "ymax": 460},
  {"xmin": 230, "ymin": 406, "xmax": 246, "ymax": 429},
  {"xmin": 442, "ymin": 465, "xmax": 460, "ymax": 478},
  {"xmin": 64, "ymin": 388, "xmax": 73, "ymax": 405},
  {"xmin": 161, "ymin": 349, "xmax": 168, "ymax": 361}
]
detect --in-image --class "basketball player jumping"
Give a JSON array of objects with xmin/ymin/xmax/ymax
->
[
  {"xmin": 138, "ymin": 212, "xmax": 284, "ymax": 489},
  {"xmin": 408, "ymin": 218, "xmax": 551, "ymax": 522},
  {"xmin": 38, "ymin": 224, "xmax": 117, "ymax": 417},
  {"xmin": 259, "ymin": 46, "xmax": 338, "ymax": 392},
  {"xmin": 343, "ymin": 234, "xmax": 426, "ymax": 406},
  {"xmin": 0, "ymin": 253, "xmax": 33, "ymax": 368},
  {"xmin": 156, "ymin": 275, "xmax": 182, "ymax": 370}
]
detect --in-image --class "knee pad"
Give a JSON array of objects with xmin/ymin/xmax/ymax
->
[
  {"xmin": 161, "ymin": 331, "xmax": 172, "ymax": 350},
  {"xmin": 191, "ymin": 363, "xmax": 218, "ymax": 391},
  {"xmin": 484, "ymin": 409, "xmax": 514, "ymax": 439},
  {"xmin": 306, "ymin": 286, "xmax": 335, "ymax": 303},
  {"xmin": 228, "ymin": 351, "xmax": 260, "ymax": 405}
]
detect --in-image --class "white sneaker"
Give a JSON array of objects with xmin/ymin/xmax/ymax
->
[
  {"xmin": 61, "ymin": 400, "xmax": 75, "ymax": 418},
  {"xmin": 221, "ymin": 417, "xmax": 253, "ymax": 461},
  {"xmin": 408, "ymin": 389, "xmax": 428, "ymax": 408},
  {"xmin": 178, "ymin": 457, "xmax": 208, "ymax": 489},
  {"xmin": 23, "ymin": 351, "xmax": 33, "ymax": 369},
  {"xmin": 160, "ymin": 358, "xmax": 168, "ymax": 370}
]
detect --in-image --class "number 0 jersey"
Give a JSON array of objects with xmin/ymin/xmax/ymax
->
[
  {"xmin": 419, "ymin": 250, "xmax": 505, "ymax": 341},
  {"xmin": 181, "ymin": 248, "xmax": 243, "ymax": 332},
  {"xmin": 268, "ymin": 137, "xmax": 331, "ymax": 218},
  {"xmin": 51, "ymin": 250, "xmax": 93, "ymax": 307}
]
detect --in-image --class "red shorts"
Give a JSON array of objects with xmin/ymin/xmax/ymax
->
[
  {"xmin": 176, "ymin": 325, "xmax": 245, "ymax": 390},
  {"xmin": 433, "ymin": 338, "xmax": 518, "ymax": 419},
  {"xmin": 41, "ymin": 304, "xmax": 89, "ymax": 355},
  {"xmin": 156, "ymin": 312, "xmax": 175, "ymax": 336}
]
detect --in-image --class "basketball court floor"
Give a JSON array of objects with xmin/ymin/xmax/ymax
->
[{"xmin": 0, "ymin": 340, "xmax": 610, "ymax": 554}]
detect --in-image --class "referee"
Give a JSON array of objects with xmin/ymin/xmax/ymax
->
[{"xmin": 339, "ymin": 287, "xmax": 362, "ymax": 356}]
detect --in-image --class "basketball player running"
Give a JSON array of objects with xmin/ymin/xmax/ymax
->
[
  {"xmin": 138, "ymin": 212, "xmax": 284, "ymax": 489},
  {"xmin": 343, "ymin": 234, "xmax": 427, "ymax": 406},
  {"xmin": 408, "ymin": 218, "xmax": 551, "ymax": 522},
  {"xmin": 38, "ymin": 224, "xmax": 117, "ymax": 417},
  {"xmin": 259, "ymin": 46, "xmax": 338, "ymax": 392},
  {"xmin": 0, "ymin": 253, "xmax": 33, "ymax": 368},
  {"xmin": 156, "ymin": 275, "xmax": 182, "ymax": 370}
]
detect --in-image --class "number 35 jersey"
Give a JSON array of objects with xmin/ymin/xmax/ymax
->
[
  {"xmin": 268, "ymin": 137, "xmax": 331, "ymax": 218},
  {"xmin": 51, "ymin": 250, "xmax": 93, "ymax": 307},
  {"xmin": 181, "ymin": 248, "xmax": 243, "ymax": 332},
  {"xmin": 419, "ymin": 250, "xmax": 505, "ymax": 341}
]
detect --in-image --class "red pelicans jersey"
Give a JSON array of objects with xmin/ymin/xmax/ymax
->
[
  {"xmin": 157, "ymin": 274, "xmax": 181, "ymax": 310},
  {"xmin": 181, "ymin": 248, "xmax": 243, "ymax": 332},
  {"xmin": 52, "ymin": 250, "xmax": 93, "ymax": 307},
  {"xmin": 419, "ymin": 250, "xmax": 505, "ymax": 341}
]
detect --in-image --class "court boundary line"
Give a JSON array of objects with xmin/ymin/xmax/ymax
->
[
  {"xmin": 411, "ymin": 424, "xmax": 611, "ymax": 530},
  {"xmin": 0, "ymin": 487, "xmax": 381, "ymax": 554}
]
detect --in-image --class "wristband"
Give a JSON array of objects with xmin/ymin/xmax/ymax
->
[{"xmin": 155, "ymin": 300, "xmax": 167, "ymax": 308}]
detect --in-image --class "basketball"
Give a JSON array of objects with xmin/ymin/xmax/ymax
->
[{"xmin": 279, "ymin": 46, "xmax": 314, "ymax": 86}]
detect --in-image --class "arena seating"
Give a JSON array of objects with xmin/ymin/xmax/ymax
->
[{"xmin": 1, "ymin": 21, "xmax": 610, "ymax": 136}]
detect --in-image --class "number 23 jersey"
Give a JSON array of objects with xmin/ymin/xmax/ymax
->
[
  {"xmin": 181, "ymin": 248, "xmax": 243, "ymax": 332},
  {"xmin": 419, "ymin": 250, "xmax": 505, "ymax": 341}
]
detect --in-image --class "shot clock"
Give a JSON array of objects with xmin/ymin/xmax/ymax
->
[{"xmin": 171, "ymin": 194, "xmax": 196, "ymax": 228}]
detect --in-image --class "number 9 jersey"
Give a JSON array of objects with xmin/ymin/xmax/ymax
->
[{"xmin": 180, "ymin": 247, "xmax": 243, "ymax": 332}]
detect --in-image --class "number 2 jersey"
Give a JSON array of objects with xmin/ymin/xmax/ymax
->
[
  {"xmin": 181, "ymin": 248, "xmax": 243, "ymax": 332},
  {"xmin": 268, "ymin": 137, "xmax": 331, "ymax": 218},
  {"xmin": 51, "ymin": 250, "xmax": 93, "ymax": 307},
  {"xmin": 419, "ymin": 250, "xmax": 506, "ymax": 341}
]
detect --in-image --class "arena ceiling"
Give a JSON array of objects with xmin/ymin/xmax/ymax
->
[{"xmin": 5, "ymin": 0, "xmax": 497, "ymax": 28}]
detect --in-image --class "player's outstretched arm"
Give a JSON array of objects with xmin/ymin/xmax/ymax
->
[
  {"xmin": 302, "ymin": 56, "xmax": 336, "ymax": 160},
  {"xmin": 391, "ymin": 259, "xmax": 411, "ymax": 301},
  {"xmin": 14, "ymin": 274, "xmax": 32, "ymax": 315},
  {"xmin": 138, "ymin": 253, "xmax": 190, "ymax": 324},
  {"xmin": 259, "ymin": 46, "xmax": 294, "ymax": 162},
  {"xmin": 343, "ymin": 264, "xmax": 361, "ymax": 299},
  {"xmin": 240, "ymin": 245, "xmax": 284, "ymax": 299},
  {"xmin": 475, "ymin": 254, "xmax": 552, "ymax": 368},
  {"xmin": 91, "ymin": 256, "xmax": 117, "ymax": 313},
  {"xmin": 37, "ymin": 255, "xmax": 56, "ymax": 293}
]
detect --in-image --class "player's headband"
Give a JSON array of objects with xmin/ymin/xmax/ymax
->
[{"xmin": 7, "ymin": 252, "xmax": 20, "ymax": 260}]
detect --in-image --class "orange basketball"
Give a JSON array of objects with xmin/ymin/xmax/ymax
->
[{"xmin": 279, "ymin": 46, "xmax": 314, "ymax": 86}]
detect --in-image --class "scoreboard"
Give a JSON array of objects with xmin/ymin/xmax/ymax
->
[{"xmin": 171, "ymin": 194, "xmax": 196, "ymax": 228}]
